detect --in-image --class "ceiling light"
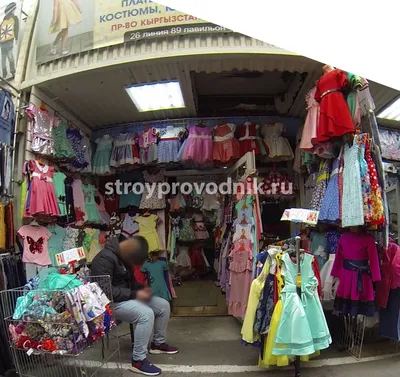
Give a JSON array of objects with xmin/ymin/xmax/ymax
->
[
  {"xmin": 377, "ymin": 97, "xmax": 400, "ymax": 121},
  {"xmin": 125, "ymin": 81, "xmax": 185, "ymax": 112}
]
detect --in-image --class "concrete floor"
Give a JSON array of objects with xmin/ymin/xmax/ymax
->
[{"xmin": 74, "ymin": 317, "xmax": 400, "ymax": 376}]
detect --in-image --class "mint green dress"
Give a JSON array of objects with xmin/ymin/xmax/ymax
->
[
  {"xmin": 142, "ymin": 260, "xmax": 171, "ymax": 301},
  {"xmin": 273, "ymin": 253, "xmax": 331, "ymax": 356},
  {"xmin": 53, "ymin": 121, "xmax": 76, "ymax": 158},
  {"xmin": 82, "ymin": 184, "xmax": 101, "ymax": 223},
  {"xmin": 53, "ymin": 172, "xmax": 67, "ymax": 216}
]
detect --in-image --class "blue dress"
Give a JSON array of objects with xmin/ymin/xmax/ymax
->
[
  {"xmin": 273, "ymin": 253, "xmax": 331, "ymax": 356},
  {"xmin": 342, "ymin": 141, "xmax": 364, "ymax": 227},
  {"xmin": 318, "ymin": 158, "xmax": 340, "ymax": 224}
]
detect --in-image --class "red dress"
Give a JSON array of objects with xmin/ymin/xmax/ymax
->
[
  {"xmin": 237, "ymin": 122, "xmax": 268, "ymax": 156},
  {"xmin": 314, "ymin": 69, "xmax": 355, "ymax": 142}
]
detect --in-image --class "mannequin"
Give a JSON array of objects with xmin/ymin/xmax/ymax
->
[{"xmin": 314, "ymin": 65, "xmax": 355, "ymax": 142}]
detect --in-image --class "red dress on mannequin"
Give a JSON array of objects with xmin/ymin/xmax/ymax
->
[{"xmin": 314, "ymin": 69, "xmax": 355, "ymax": 142}]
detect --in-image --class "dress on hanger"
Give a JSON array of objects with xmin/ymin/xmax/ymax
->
[
  {"xmin": 94, "ymin": 190, "xmax": 110, "ymax": 225},
  {"xmin": 193, "ymin": 213, "xmax": 209, "ymax": 240},
  {"xmin": 138, "ymin": 128, "xmax": 158, "ymax": 164},
  {"xmin": 53, "ymin": 172, "xmax": 67, "ymax": 217},
  {"xmin": 157, "ymin": 126, "xmax": 183, "ymax": 163},
  {"xmin": 66, "ymin": 128, "xmax": 88, "ymax": 169},
  {"xmin": 365, "ymin": 136, "xmax": 385, "ymax": 226},
  {"xmin": 85, "ymin": 228, "xmax": 101, "ymax": 263},
  {"xmin": 139, "ymin": 170, "xmax": 166, "ymax": 209},
  {"xmin": 47, "ymin": 224, "xmax": 67, "ymax": 266},
  {"xmin": 121, "ymin": 213, "xmax": 139, "ymax": 238},
  {"xmin": 273, "ymin": 253, "xmax": 331, "ymax": 356},
  {"xmin": 261, "ymin": 123, "xmax": 294, "ymax": 160},
  {"xmin": 82, "ymin": 184, "xmax": 101, "ymax": 223},
  {"xmin": 318, "ymin": 157, "xmax": 340, "ymax": 224},
  {"xmin": 137, "ymin": 214, "xmax": 163, "ymax": 252},
  {"xmin": 314, "ymin": 69, "xmax": 355, "ymax": 142},
  {"xmin": 110, "ymin": 133, "xmax": 139, "ymax": 167},
  {"xmin": 25, "ymin": 161, "xmax": 60, "ymax": 217},
  {"xmin": 179, "ymin": 218, "xmax": 196, "ymax": 241},
  {"xmin": 26, "ymin": 105, "xmax": 55, "ymax": 156},
  {"xmin": 213, "ymin": 123, "xmax": 240, "ymax": 163},
  {"xmin": 92, "ymin": 135, "xmax": 113, "ymax": 175},
  {"xmin": 141, "ymin": 260, "xmax": 172, "ymax": 301},
  {"xmin": 342, "ymin": 140, "xmax": 364, "ymax": 227},
  {"xmin": 310, "ymin": 160, "xmax": 330, "ymax": 211},
  {"xmin": 237, "ymin": 122, "xmax": 268, "ymax": 156},
  {"xmin": 71, "ymin": 179, "xmax": 87, "ymax": 224},
  {"xmin": 53, "ymin": 121, "xmax": 75, "ymax": 159},
  {"xmin": 331, "ymin": 232, "xmax": 381, "ymax": 317},
  {"xmin": 300, "ymin": 87, "xmax": 319, "ymax": 150},
  {"xmin": 176, "ymin": 246, "xmax": 191, "ymax": 268},
  {"xmin": 182, "ymin": 125, "xmax": 213, "ymax": 164}
]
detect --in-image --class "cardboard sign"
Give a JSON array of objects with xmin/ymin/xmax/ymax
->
[
  {"xmin": 281, "ymin": 208, "xmax": 319, "ymax": 225},
  {"xmin": 55, "ymin": 247, "xmax": 86, "ymax": 266}
]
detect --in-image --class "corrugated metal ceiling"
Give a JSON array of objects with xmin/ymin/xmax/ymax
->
[{"xmin": 35, "ymin": 53, "xmax": 400, "ymax": 129}]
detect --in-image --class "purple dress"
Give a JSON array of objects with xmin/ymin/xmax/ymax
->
[
  {"xmin": 66, "ymin": 129, "xmax": 88, "ymax": 169},
  {"xmin": 331, "ymin": 232, "xmax": 381, "ymax": 316}
]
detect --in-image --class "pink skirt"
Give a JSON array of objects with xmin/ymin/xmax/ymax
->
[{"xmin": 182, "ymin": 138, "xmax": 213, "ymax": 163}]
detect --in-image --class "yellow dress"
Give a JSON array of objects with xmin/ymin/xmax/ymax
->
[
  {"xmin": 50, "ymin": 0, "xmax": 82, "ymax": 34},
  {"xmin": 137, "ymin": 214, "xmax": 162, "ymax": 252},
  {"xmin": 241, "ymin": 259, "xmax": 270, "ymax": 344},
  {"xmin": 259, "ymin": 252, "xmax": 319, "ymax": 368}
]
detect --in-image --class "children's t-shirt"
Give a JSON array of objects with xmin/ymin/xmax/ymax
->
[{"xmin": 18, "ymin": 225, "xmax": 52, "ymax": 266}]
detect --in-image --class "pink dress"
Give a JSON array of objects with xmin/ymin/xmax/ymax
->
[
  {"xmin": 228, "ymin": 239, "xmax": 253, "ymax": 319},
  {"xmin": 182, "ymin": 125, "xmax": 213, "ymax": 164},
  {"xmin": 26, "ymin": 161, "xmax": 60, "ymax": 217},
  {"xmin": 331, "ymin": 232, "xmax": 381, "ymax": 317},
  {"xmin": 300, "ymin": 87, "xmax": 319, "ymax": 150}
]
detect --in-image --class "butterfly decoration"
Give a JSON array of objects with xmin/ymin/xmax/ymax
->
[{"xmin": 27, "ymin": 236, "xmax": 44, "ymax": 254}]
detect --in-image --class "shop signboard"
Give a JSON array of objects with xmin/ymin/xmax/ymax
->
[
  {"xmin": 36, "ymin": 0, "xmax": 231, "ymax": 64},
  {"xmin": 0, "ymin": 0, "xmax": 23, "ymax": 79}
]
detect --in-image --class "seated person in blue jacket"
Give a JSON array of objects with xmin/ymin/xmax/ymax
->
[{"xmin": 91, "ymin": 235, "xmax": 178, "ymax": 376}]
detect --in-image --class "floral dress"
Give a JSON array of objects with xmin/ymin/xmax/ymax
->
[
  {"xmin": 310, "ymin": 160, "xmax": 330, "ymax": 211},
  {"xmin": 52, "ymin": 121, "xmax": 75, "ymax": 159},
  {"xmin": 355, "ymin": 133, "xmax": 372, "ymax": 223},
  {"xmin": 139, "ymin": 171, "xmax": 166, "ymax": 209},
  {"xmin": 179, "ymin": 218, "xmax": 196, "ymax": 241},
  {"xmin": 365, "ymin": 136, "xmax": 385, "ymax": 227}
]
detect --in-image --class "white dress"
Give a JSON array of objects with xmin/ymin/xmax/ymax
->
[
  {"xmin": 176, "ymin": 246, "xmax": 192, "ymax": 268},
  {"xmin": 320, "ymin": 254, "xmax": 339, "ymax": 302},
  {"xmin": 261, "ymin": 123, "xmax": 294, "ymax": 160}
]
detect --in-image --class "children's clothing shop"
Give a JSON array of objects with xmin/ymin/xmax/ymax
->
[{"xmin": 2, "ymin": 9, "xmax": 400, "ymax": 375}]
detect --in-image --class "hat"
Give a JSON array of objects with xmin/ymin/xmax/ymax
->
[{"xmin": 5, "ymin": 2, "xmax": 17, "ymax": 16}]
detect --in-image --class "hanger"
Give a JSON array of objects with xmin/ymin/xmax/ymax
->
[
  {"xmin": 39, "ymin": 101, "xmax": 47, "ymax": 112},
  {"xmin": 30, "ymin": 218, "xmax": 40, "ymax": 227},
  {"xmin": 35, "ymin": 155, "xmax": 45, "ymax": 166}
]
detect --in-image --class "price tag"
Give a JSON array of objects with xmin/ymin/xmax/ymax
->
[
  {"xmin": 55, "ymin": 247, "xmax": 86, "ymax": 266},
  {"xmin": 280, "ymin": 208, "xmax": 319, "ymax": 225}
]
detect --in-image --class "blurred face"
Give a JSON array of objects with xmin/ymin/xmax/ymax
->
[{"xmin": 120, "ymin": 238, "xmax": 149, "ymax": 265}]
